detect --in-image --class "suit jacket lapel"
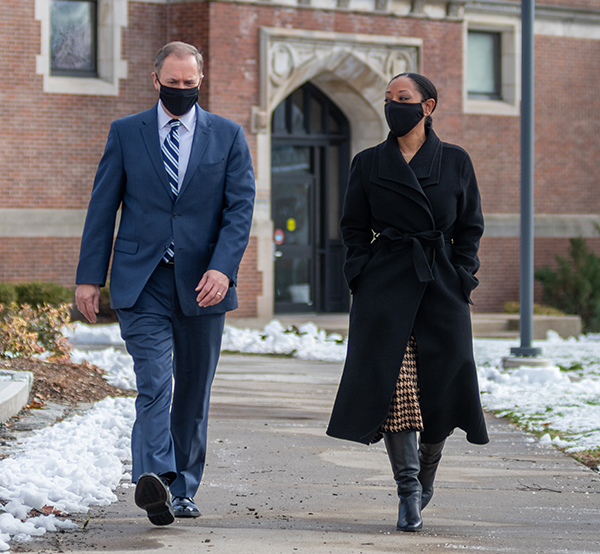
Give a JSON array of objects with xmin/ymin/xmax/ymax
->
[
  {"xmin": 177, "ymin": 105, "xmax": 212, "ymax": 199},
  {"xmin": 140, "ymin": 105, "xmax": 172, "ymax": 197}
]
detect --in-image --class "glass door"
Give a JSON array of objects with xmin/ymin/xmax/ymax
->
[
  {"xmin": 271, "ymin": 83, "xmax": 350, "ymax": 314},
  {"xmin": 272, "ymin": 145, "xmax": 315, "ymax": 312}
]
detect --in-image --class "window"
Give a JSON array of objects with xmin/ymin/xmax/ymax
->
[
  {"xmin": 463, "ymin": 16, "xmax": 520, "ymax": 116},
  {"xmin": 36, "ymin": 0, "xmax": 128, "ymax": 96},
  {"xmin": 467, "ymin": 31, "xmax": 501, "ymax": 100},
  {"xmin": 50, "ymin": 0, "xmax": 97, "ymax": 77}
]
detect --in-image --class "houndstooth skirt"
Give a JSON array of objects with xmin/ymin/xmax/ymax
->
[{"xmin": 379, "ymin": 336, "xmax": 424, "ymax": 434}]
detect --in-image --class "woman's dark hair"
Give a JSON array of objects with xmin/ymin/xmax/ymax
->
[{"xmin": 389, "ymin": 72, "xmax": 438, "ymax": 129}]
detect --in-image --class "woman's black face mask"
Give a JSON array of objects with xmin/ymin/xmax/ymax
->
[
  {"xmin": 157, "ymin": 80, "xmax": 199, "ymax": 117},
  {"xmin": 384, "ymin": 100, "xmax": 424, "ymax": 137}
]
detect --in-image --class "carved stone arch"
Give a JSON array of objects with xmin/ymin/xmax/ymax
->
[
  {"xmin": 269, "ymin": 53, "xmax": 389, "ymax": 156},
  {"xmin": 255, "ymin": 27, "xmax": 422, "ymax": 155}
]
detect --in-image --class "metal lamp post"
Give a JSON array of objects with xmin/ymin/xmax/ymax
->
[{"xmin": 509, "ymin": 0, "xmax": 542, "ymax": 359}]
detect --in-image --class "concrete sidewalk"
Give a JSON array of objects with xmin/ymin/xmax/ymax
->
[{"xmin": 28, "ymin": 354, "xmax": 600, "ymax": 554}]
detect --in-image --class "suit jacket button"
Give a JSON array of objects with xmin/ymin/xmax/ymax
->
[{"xmin": 173, "ymin": 213, "xmax": 179, "ymax": 218}]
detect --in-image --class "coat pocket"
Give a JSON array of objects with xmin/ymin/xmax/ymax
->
[
  {"xmin": 114, "ymin": 238, "xmax": 139, "ymax": 255},
  {"xmin": 198, "ymin": 160, "xmax": 225, "ymax": 174},
  {"xmin": 344, "ymin": 252, "xmax": 373, "ymax": 293},
  {"xmin": 454, "ymin": 265, "xmax": 479, "ymax": 305}
]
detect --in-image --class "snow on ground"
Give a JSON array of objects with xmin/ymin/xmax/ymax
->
[
  {"xmin": 2, "ymin": 321, "xmax": 600, "ymax": 550},
  {"xmin": 474, "ymin": 331, "xmax": 600, "ymax": 453},
  {"xmin": 0, "ymin": 397, "xmax": 135, "ymax": 551}
]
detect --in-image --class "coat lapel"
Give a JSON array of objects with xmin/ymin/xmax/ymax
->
[
  {"xmin": 140, "ymin": 105, "xmax": 172, "ymax": 197},
  {"xmin": 409, "ymin": 129, "xmax": 442, "ymax": 187},
  {"xmin": 177, "ymin": 105, "xmax": 212, "ymax": 199},
  {"xmin": 370, "ymin": 131, "xmax": 441, "ymax": 226},
  {"xmin": 373, "ymin": 133, "xmax": 424, "ymax": 194}
]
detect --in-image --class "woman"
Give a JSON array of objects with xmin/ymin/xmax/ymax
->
[{"xmin": 327, "ymin": 73, "xmax": 489, "ymax": 532}]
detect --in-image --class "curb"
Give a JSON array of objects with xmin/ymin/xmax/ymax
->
[{"xmin": 0, "ymin": 370, "xmax": 34, "ymax": 423}]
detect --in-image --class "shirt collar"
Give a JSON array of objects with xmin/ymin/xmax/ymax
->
[{"xmin": 157, "ymin": 101, "xmax": 197, "ymax": 133}]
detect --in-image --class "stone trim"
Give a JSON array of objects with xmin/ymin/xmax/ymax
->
[
  {"xmin": 483, "ymin": 214, "xmax": 600, "ymax": 238},
  {"xmin": 258, "ymin": 27, "xmax": 421, "ymax": 124},
  {"xmin": 2, "ymin": 210, "xmax": 597, "ymax": 239}
]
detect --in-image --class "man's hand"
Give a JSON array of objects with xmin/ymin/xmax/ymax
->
[
  {"xmin": 75, "ymin": 284, "xmax": 101, "ymax": 323},
  {"xmin": 195, "ymin": 270, "xmax": 230, "ymax": 307}
]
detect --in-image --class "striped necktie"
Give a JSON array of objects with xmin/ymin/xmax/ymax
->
[{"xmin": 162, "ymin": 119, "xmax": 181, "ymax": 263}]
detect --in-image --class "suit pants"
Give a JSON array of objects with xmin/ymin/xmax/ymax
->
[{"xmin": 117, "ymin": 263, "xmax": 225, "ymax": 498}]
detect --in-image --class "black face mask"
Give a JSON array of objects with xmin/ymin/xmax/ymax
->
[
  {"xmin": 157, "ymin": 80, "xmax": 199, "ymax": 117},
  {"xmin": 385, "ymin": 100, "xmax": 424, "ymax": 137}
]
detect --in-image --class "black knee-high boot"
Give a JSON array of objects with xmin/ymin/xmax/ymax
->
[
  {"xmin": 384, "ymin": 431, "xmax": 422, "ymax": 532},
  {"xmin": 418, "ymin": 439, "xmax": 445, "ymax": 510}
]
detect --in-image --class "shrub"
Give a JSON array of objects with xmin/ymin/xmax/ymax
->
[
  {"xmin": 0, "ymin": 302, "xmax": 72, "ymax": 361},
  {"xmin": 0, "ymin": 283, "xmax": 17, "ymax": 305},
  {"xmin": 535, "ymin": 237, "xmax": 600, "ymax": 332},
  {"xmin": 14, "ymin": 282, "xmax": 73, "ymax": 308}
]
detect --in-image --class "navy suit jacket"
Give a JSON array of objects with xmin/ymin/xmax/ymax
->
[{"xmin": 76, "ymin": 104, "xmax": 256, "ymax": 316}]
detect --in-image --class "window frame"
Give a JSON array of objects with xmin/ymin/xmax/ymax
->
[{"xmin": 463, "ymin": 15, "xmax": 520, "ymax": 117}]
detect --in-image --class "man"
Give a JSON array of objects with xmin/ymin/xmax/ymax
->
[{"xmin": 75, "ymin": 42, "xmax": 255, "ymax": 526}]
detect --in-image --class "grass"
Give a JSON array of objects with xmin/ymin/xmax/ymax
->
[{"xmin": 492, "ymin": 409, "xmax": 600, "ymax": 471}]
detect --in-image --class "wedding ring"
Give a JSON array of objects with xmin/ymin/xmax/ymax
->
[{"xmin": 216, "ymin": 292, "xmax": 222, "ymax": 296}]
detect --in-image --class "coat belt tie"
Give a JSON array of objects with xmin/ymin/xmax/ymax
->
[{"xmin": 376, "ymin": 228, "xmax": 446, "ymax": 283}]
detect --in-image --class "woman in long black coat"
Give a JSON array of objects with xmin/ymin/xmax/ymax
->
[{"xmin": 327, "ymin": 73, "xmax": 489, "ymax": 532}]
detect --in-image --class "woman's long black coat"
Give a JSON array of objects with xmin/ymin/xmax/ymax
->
[{"xmin": 327, "ymin": 130, "xmax": 489, "ymax": 446}]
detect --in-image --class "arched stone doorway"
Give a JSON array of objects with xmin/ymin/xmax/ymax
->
[
  {"xmin": 250, "ymin": 28, "xmax": 422, "ymax": 318},
  {"xmin": 271, "ymin": 82, "xmax": 350, "ymax": 313}
]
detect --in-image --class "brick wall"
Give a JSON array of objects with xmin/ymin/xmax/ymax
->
[
  {"xmin": 473, "ymin": 237, "xmax": 600, "ymax": 312},
  {"xmin": 0, "ymin": 3, "xmax": 167, "ymax": 211},
  {"xmin": 235, "ymin": 237, "xmax": 263, "ymax": 317},
  {"xmin": 1, "ymin": 0, "xmax": 599, "ymax": 318},
  {"xmin": 0, "ymin": 238, "xmax": 81, "ymax": 286}
]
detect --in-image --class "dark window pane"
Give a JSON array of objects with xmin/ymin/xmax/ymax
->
[
  {"xmin": 51, "ymin": 0, "xmax": 96, "ymax": 74},
  {"xmin": 272, "ymin": 101, "xmax": 287, "ymax": 134},
  {"xmin": 274, "ymin": 258, "xmax": 312, "ymax": 305},
  {"xmin": 327, "ymin": 146, "xmax": 340, "ymax": 240},
  {"xmin": 272, "ymin": 179, "xmax": 311, "ymax": 247},
  {"xmin": 327, "ymin": 111, "xmax": 340, "ymax": 134},
  {"xmin": 271, "ymin": 145, "xmax": 311, "ymax": 174},
  {"xmin": 291, "ymin": 89, "xmax": 305, "ymax": 134},
  {"xmin": 309, "ymin": 95, "xmax": 323, "ymax": 134},
  {"xmin": 467, "ymin": 31, "xmax": 501, "ymax": 99}
]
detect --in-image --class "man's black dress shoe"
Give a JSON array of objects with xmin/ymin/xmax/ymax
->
[
  {"xmin": 134, "ymin": 473, "xmax": 175, "ymax": 526},
  {"xmin": 173, "ymin": 497, "xmax": 201, "ymax": 518}
]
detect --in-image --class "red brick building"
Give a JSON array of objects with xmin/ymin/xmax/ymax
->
[{"xmin": 1, "ymin": 0, "xmax": 599, "ymax": 318}]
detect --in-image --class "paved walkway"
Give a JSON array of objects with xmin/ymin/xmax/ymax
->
[{"xmin": 30, "ymin": 354, "xmax": 600, "ymax": 554}]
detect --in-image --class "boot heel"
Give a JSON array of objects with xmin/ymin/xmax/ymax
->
[{"xmin": 397, "ymin": 491, "xmax": 423, "ymax": 532}]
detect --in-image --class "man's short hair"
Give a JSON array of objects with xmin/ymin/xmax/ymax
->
[{"xmin": 154, "ymin": 42, "xmax": 204, "ymax": 77}]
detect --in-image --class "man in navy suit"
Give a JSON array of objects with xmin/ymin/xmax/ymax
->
[{"xmin": 75, "ymin": 42, "xmax": 255, "ymax": 525}]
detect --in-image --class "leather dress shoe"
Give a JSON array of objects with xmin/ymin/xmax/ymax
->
[
  {"xmin": 134, "ymin": 473, "xmax": 175, "ymax": 526},
  {"xmin": 173, "ymin": 497, "xmax": 201, "ymax": 518}
]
